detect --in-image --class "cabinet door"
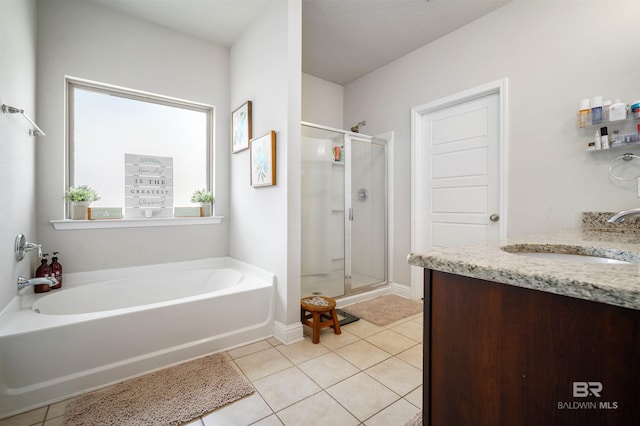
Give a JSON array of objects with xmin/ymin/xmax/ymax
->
[{"xmin": 425, "ymin": 270, "xmax": 640, "ymax": 426}]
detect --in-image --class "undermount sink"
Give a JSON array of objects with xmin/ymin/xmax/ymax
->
[{"xmin": 500, "ymin": 244, "xmax": 636, "ymax": 265}]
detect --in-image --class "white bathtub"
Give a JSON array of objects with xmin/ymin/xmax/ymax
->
[{"xmin": 0, "ymin": 257, "xmax": 275, "ymax": 419}]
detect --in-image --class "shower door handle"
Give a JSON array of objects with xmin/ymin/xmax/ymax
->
[{"xmin": 348, "ymin": 208, "xmax": 353, "ymax": 221}]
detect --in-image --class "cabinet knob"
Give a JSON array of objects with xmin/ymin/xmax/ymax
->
[{"xmin": 489, "ymin": 214, "xmax": 500, "ymax": 222}]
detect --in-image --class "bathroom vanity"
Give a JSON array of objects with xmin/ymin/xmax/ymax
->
[{"xmin": 409, "ymin": 226, "xmax": 640, "ymax": 426}]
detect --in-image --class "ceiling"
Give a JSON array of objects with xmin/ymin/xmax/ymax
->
[{"xmin": 87, "ymin": 0, "xmax": 512, "ymax": 85}]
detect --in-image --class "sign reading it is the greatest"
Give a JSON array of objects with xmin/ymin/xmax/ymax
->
[{"xmin": 124, "ymin": 153, "xmax": 173, "ymax": 218}]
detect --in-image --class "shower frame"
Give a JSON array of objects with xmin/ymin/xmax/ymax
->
[{"xmin": 301, "ymin": 121, "xmax": 388, "ymax": 298}]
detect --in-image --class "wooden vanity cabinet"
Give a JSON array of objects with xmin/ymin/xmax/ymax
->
[{"xmin": 423, "ymin": 269, "xmax": 640, "ymax": 426}]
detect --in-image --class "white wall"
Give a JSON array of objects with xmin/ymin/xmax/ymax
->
[
  {"xmin": 344, "ymin": 0, "xmax": 640, "ymax": 287},
  {"xmin": 0, "ymin": 0, "xmax": 38, "ymax": 311},
  {"xmin": 35, "ymin": 0, "xmax": 230, "ymax": 272},
  {"xmin": 302, "ymin": 73, "xmax": 343, "ymax": 128},
  {"xmin": 230, "ymin": 0, "xmax": 302, "ymax": 336}
]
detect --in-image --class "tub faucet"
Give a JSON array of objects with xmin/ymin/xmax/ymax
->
[
  {"xmin": 608, "ymin": 208, "xmax": 640, "ymax": 224},
  {"xmin": 17, "ymin": 276, "xmax": 57, "ymax": 291}
]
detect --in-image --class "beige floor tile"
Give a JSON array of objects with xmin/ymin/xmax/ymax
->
[
  {"xmin": 267, "ymin": 337, "xmax": 282, "ymax": 347},
  {"xmin": 382, "ymin": 312, "xmax": 422, "ymax": 328},
  {"xmin": 228, "ymin": 340, "xmax": 273, "ymax": 359},
  {"xmin": 363, "ymin": 398, "xmax": 420, "ymax": 426},
  {"xmin": 275, "ymin": 337, "xmax": 329, "ymax": 364},
  {"xmin": 277, "ymin": 391, "xmax": 359, "ymax": 426},
  {"xmin": 252, "ymin": 367, "xmax": 321, "ymax": 412},
  {"xmin": 341, "ymin": 319, "xmax": 383, "ymax": 338},
  {"xmin": 44, "ymin": 399, "xmax": 69, "ymax": 420},
  {"xmin": 0, "ymin": 407, "xmax": 47, "ymax": 426},
  {"xmin": 297, "ymin": 352, "xmax": 359, "ymax": 388},
  {"xmin": 184, "ymin": 418, "xmax": 204, "ymax": 426},
  {"xmin": 366, "ymin": 329, "xmax": 417, "ymax": 355},
  {"xmin": 365, "ymin": 357, "xmax": 422, "ymax": 396},
  {"xmin": 202, "ymin": 393, "xmax": 272, "ymax": 426},
  {"xmin": 235, "ymin": 347, "xmax": 294, "ymax": 381},
  {"xmin": 405, "ymin": 386, "xmax": 423, "ymax": 409},
  {"xmin": 391, "ymin": 320, "xmax": 423, "ymax": 342},
  {"xmin": 411, "ymin": 314, "xmax": 424, "ymax": 326},
  {"xmin": 335, "ymin": 340, "xmax": 391, "ymax": 370},
  {"xmin": 326, "ymin": 372, "xmax": 399, "ymax": 421},
  {"xmin": 396, "ymin": 344, "xmax": 423, "ymax": 370},
  {"xmin": 252, "ymin": 414, "xmax": 284, "ymax": 425},
  {"xmin": 318, "ymin": 328, "xmax": 360, "ymax": 351},
  {"xmin": 43, "ymin": 416, "xmax": 64, "ymax": 426}
]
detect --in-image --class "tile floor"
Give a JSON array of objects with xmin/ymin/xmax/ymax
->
[{"xmin": 0, "ymin": 313, "xmax": 423, "ymax": 426}]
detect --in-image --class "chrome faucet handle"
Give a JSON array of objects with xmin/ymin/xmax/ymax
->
[{"xmin": 14, "ymin": 234, "xmax": 42, "ymax": 261}]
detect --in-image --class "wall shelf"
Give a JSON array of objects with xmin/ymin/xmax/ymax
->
[
  {"xmin": 588, "ymin": 140, "xmax": 640, "ymax": 152},
  {"xmin": 580, "ymin": 114, "xmax": 640, "ymax": 129},
  {"xmin": 582, "ymin": 113, "xmax": 640, "ymax": 152}
]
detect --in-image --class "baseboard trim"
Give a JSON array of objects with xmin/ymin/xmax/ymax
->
[{"xmin": 273, "ymin": 320, "xmax": 303, "ymax": 345}]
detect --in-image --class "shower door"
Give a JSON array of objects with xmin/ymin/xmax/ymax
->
[
  {"xmin": 301, "ymin": 123, "xmax": 387, "ymax": 299},
  {"xmin": 346, "ymin": 136, "xmax": 387, "ymax": 293},
  {"xmin": 301, "ymin": 125, "xmax": 347, "ymax": 298}
]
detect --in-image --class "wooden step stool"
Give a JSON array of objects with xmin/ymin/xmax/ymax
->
[{"xmin": 300, "ymin": 296, "xmax": 342, "ymax": 344}]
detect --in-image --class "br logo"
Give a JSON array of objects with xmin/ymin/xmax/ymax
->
[{"xmin": 573, "ymin": 382, "xmax": 602, "ymax": 398}]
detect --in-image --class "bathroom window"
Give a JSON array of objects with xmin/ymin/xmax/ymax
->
[{"xmin": 66, "ymin": 78, "xmax": 213, "ymax": 218}]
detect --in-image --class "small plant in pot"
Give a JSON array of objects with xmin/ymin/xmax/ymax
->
[
  {"xmin": 190, "ymin": 189, "xmax": 214, "ymax": 217},
  {"xmin": 65, "ymin": 185, "xmax": 100, "ymax": 220}
]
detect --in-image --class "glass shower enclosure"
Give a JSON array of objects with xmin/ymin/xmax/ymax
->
[{"xmin": 301, "ymin": 122, "xmax": 387, "ymax": 299}]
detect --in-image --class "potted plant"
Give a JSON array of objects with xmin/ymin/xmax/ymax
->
[
  {"xmin": 190, "ymin": 189, "xmax": 214, "ymax": 217},
  {"xmin": 65, "ymin": 185, "xmax": 100, "ymax": 220}
]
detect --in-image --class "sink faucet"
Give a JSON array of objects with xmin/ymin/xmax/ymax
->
[
  {"xmin": 608, "ymin": 208, "xmax": 640, "ymax": 223},
  {"xmin": 17, "ymin": 276, "xmax": 57, "ymax": 291}
]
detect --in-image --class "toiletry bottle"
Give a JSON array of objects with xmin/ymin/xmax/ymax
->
[
  {"xmin": 591, "ymin": 96, "xmax": 603, "ymax": 125},
  {"xmin": 578, "ymin": 99, "xmax": 591, "ymax": 127},
  {"xmin": 594, "ymin": 129, "xmax": 601, "ymax": 150},
  {"xmin": 603, "ymin": 100, "xmax": 611, "ymax": 122},
  {"xmin": 34, "ymin": 254, "xmax": 52, "ymax": 293},
  {"xmin": 50, "ymin": 251, "xmax": 63, "ymax": 289},
  {"xmin": 600, "ymin": 127, "xmax": 609, "ymax": 149},
  {"xmin": 610, "ymin": 98, "xmax": 627, "ymax": 121}
]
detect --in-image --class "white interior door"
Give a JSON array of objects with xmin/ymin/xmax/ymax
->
[
  {"xmin": 426, "ymin": 93, "xmax": 500, "ymax": 247},
  {"xmin": 411, "ymin": 79, "xmax": 507, "ymax": 299}
]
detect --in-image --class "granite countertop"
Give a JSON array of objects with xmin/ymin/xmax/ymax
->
[{"xmin": 407, "ymin": 214, "xmax": 640, "ymax": 311}]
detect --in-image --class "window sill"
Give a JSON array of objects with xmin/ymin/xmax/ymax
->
[{"xmin": 51, "ymin": 216, "xmax": 224, "ymax": 230}]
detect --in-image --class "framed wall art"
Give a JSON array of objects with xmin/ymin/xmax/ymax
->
[
  {"xmin": 250, "ymin": 131, "xmax": 276, "ymax": 187},
  {"xmin": 232, "ymin": 100, "xmax": 252, "ymax": 153}
]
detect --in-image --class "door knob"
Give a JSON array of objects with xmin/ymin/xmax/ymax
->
[{"xmin": 489, "ymin": 214, "xmax": 500, "ymax": 222}]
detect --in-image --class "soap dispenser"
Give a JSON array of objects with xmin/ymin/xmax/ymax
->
[
  {"xmin": 50, "ymin": 251, "xmax": 63, "ymax": 289},
  {"xmin": 34, "ymin": 254, "xmax": 52, "ymax": 293}
]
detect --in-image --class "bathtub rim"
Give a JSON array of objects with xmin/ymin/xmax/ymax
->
[{"xmin": 0, "ymin": 257, "xmax": 275, "ymax": 337}]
